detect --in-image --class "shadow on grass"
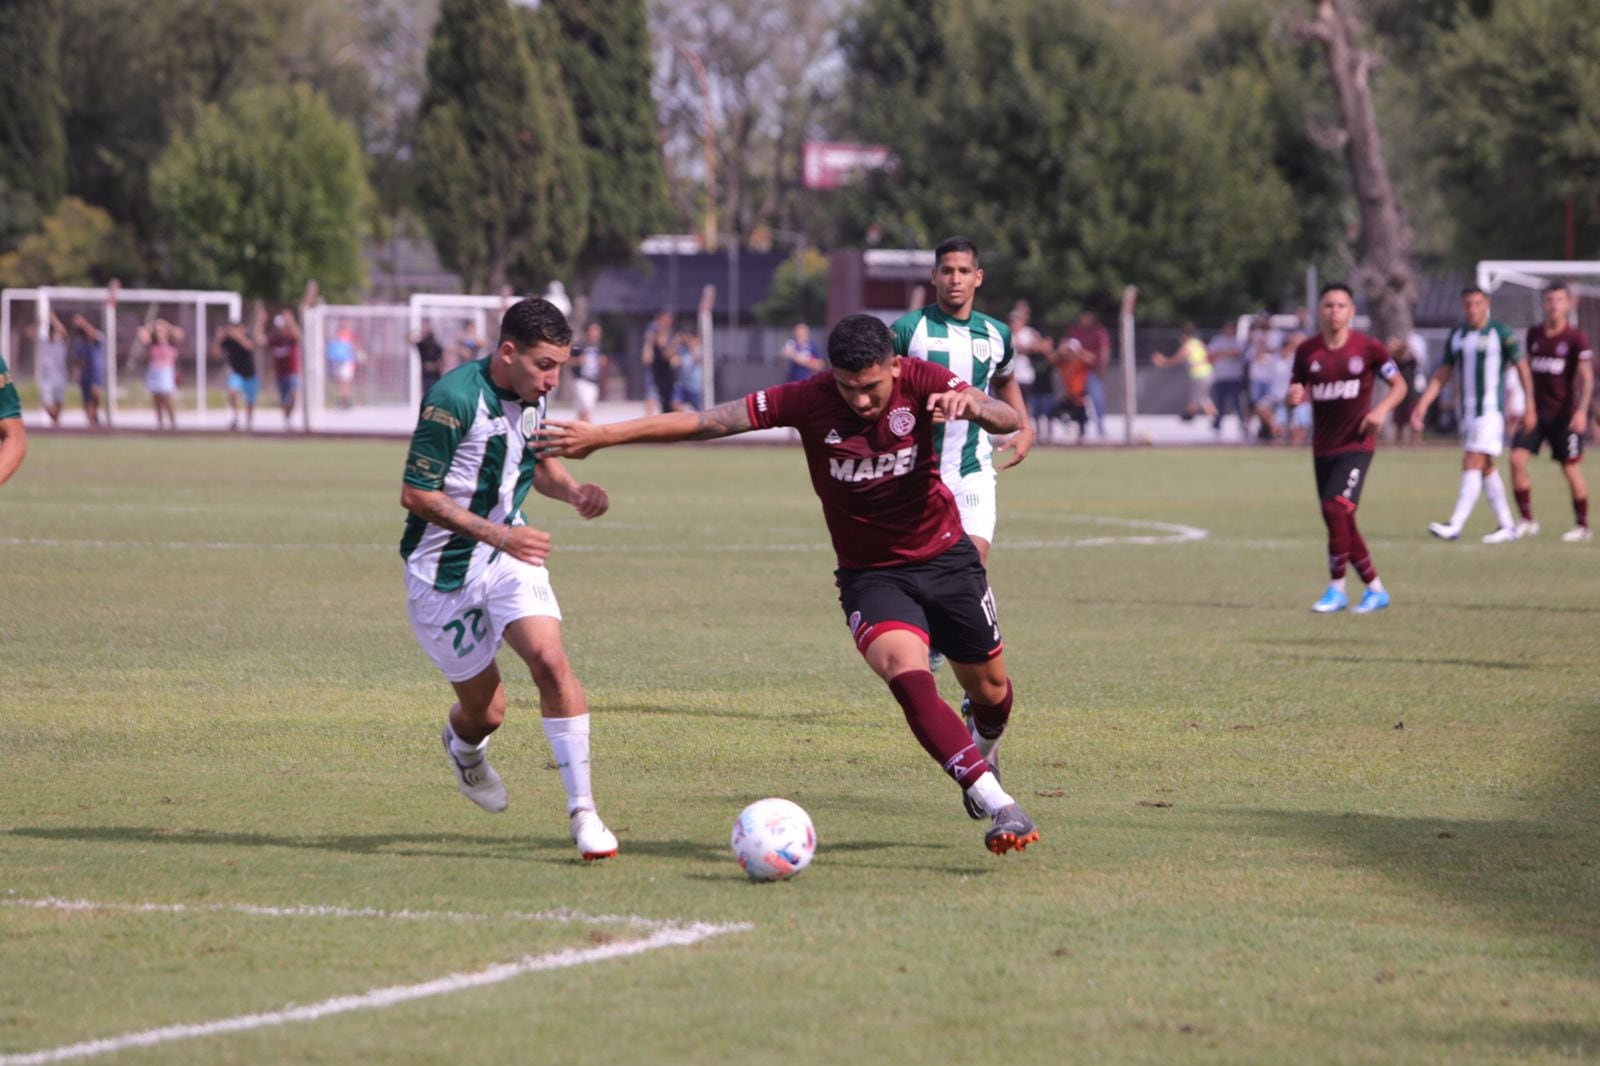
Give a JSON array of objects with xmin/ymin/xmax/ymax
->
[
  {"xmin": 4, "ymin": 825, "xmax": 728, "ymax": 864},
  {"xmin": 1271, "ymin": 652, "xmax": 1546, "ymax": 671}
]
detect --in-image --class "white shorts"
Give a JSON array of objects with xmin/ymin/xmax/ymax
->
[
  {"xmin": 573, "ymin": 378, "xmax": 600, "ymax": 412},
  {"xmin": 331, "ymin": 360, "xmax": 356, "ymax": 384},
  {"xmin": 948, "ymin": 469, "xmax": 997, "ymax": 545},
  {"xmin": 1461, "ymin": 414, "xmax": 1505, "ymax": 457},
  {"xmin": 405, "ymin": 554, "xmax": 562, "ymax": 683}
]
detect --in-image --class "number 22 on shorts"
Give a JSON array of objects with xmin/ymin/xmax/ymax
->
[{"xmin": 443, "ymin": 608, "xmax": 487, "ymax": 657}]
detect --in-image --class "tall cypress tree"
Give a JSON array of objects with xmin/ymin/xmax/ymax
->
[
  {"xmin": 516, "ymin": 3, "xmax": 591, "ymax": 289},
  {"xmin": 415, "ymin": 0, "xmax": 565, "ymax": 292},
  {"xmin": 543, "ymin": 0, "xmax": 667, "ymax": 288},
  {"xmin": 0, "ymin": 0, "xmax": 67, "ymax": 246}
]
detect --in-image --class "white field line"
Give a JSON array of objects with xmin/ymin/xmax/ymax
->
[
  {"xmin": 0, "ymin": 897, "xmax": 750, "ymax": 1065},
  {"xmin": 0, "ymin": 895, "xmax": 690, "ymax": 930},
  {"xmin": 0, "ymin": 515, "xmax": 1206, "ymax": 554}
]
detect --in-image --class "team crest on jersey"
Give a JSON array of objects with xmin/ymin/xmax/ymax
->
[
  {"xmin": 973, "ymin": 338, "xmax": 992, "ymax": 362},
  {"xmin": 1557, "ymin": 342, "xmax": 1569, "ymax": 356},
  {"xmin": 824, "ymin": 428, "xmax": 842, "ymax": 444},
  {"xmin": 520, "ymin": 406, "xmax": 540, "ymax": 438},
  {"xmin": 1348, "ymin": 357, "xmax": 1363, "ymax": 375},
  {"xmin": 888, "ymin": 406, "xmax": 915, "ymax": 436}
]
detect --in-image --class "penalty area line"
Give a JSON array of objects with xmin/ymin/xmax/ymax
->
[{"xmin": 0, "ymin": 920, "xmax": 750, "ymax": 1065}]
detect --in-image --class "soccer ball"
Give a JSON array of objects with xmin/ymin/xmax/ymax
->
[{"xmin": 731, "ymin": 798, "xmax": 816, "ymax": 882}]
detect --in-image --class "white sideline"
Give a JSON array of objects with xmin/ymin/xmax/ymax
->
[
  {"xmin": 0, "ymin": 898, "xmax": 750, "ymax": 1065},
  {"xmin": 0, "ymin": 515, "xmax": 1207, "ymax": 554}
]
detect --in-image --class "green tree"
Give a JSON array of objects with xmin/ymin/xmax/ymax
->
[
  {"xmin": 542, "ymin": 0, "xmax": 666, "ymax": 288},
  {"xmin": 416, "ymin": 0, "xmax": 575, "ymax": 291},
  {"xmin": 840, "ymin": 0, "xmax": 1302, "ymax": 321},
  {"xmin": 0, "ymin": 0, "xmax": 67, "ymax": 248},
  {"xmin": 516, "ymin": 3, "xmax": 591, "ymax": 287},
  {"xmin": 755, "ymin": 248, "xmax": 830, "ymax": 325},
  {"xmin": 0, "ymin": 197, "xmax": 139, "ymax": 286},
  {"xmin": 150, "ymin": 84, "xmax": 372, "ymax": 301},
  {"xmin": 1428, "ymin": 0, "xmax": 1600, "ymax": 259}
]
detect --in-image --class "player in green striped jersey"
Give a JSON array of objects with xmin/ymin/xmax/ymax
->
[
  {"xmin": 891, "ymin": 236, "xmax": 1032, "ymax": 570},
  {"xmin": 1411, "ymin": 286, "xmax": 1535, "ymax": 543},
  {"xmin": 399, "ymin": 298, "xmax": 620, "ymax": 860},
  {"xmin": 0, "ymin": 353, "xmax": 25, "ymax": 486}
]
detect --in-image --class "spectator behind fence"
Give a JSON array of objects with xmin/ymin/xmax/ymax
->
[
  {"xmin": 573, "ymin": 321, "xmax": 608, "ymax": 421},
  {"xmin": 1010, "ymin": 303, "xmax": 1058, "ymax": 443},
  {"xmin": 262, "ymin": 306, "xmax": 302, "ymax": 428},
  {"xmin": 782, "ymin": 322, "xmax": 824, "ymax": 383},
  {"xmin": 1388, "ymin": 335, "xmax": 1422, "ymax": 446},
  {"xmin": 457, "ymin": 320, "xmax": 483, "ymax": 363},
  {"xmin": 1066, "ymin": 309, "xmax": 1110, "ymax": 438},
  {"xmin": 1151, "ymin": 322, "xmax": 1216, "ymax": 423},
  {"xmin": 34, "ymin": 312, "xmax": 69, "ymax": 426},
  {"xmin": 70, "ymin": 314, "xmax": 106, "ymax": 428},
  {"xmin": 326, "ymin": 319, "xmax": 363, "ymax": 410},
  {"xmin": 137, "ymin": 317, "xmax": 185, "ymax": 431},
  {"xmin": 1284, "ymin": 332, "xmax": 1311, "ymax": 446},
  {"xmin": 674, "ymin": 331, "xmax": 703, "ymax": 412},
  {"xmin": 216, "ymin": 319, "xmax": 258, "ymax": 431},
  {"xmin": 1207, "ymin": 320, "xmax": 1246, "ymax": 437},
  {"xmin": 413, "ymin": 317, "xmax": 445, "ymax": 405},
  {"xmin": 641, "ymin": 310, "xmax": 678, "ymax": 414},
  {"xmin": 1054, "ymin": 334, "xmax": 1090, "ymax": 443}
]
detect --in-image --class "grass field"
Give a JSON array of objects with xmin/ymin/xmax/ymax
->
[{"xmin": 2, "ymin": 435, "xmax": 1598, "ymax": 1064}]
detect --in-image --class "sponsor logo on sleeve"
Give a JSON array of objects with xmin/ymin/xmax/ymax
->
[
  {"xmin": 421, "ymin": 405, "xmax": 460, "ymax": 431},
  {"xmin": 888, "ymin": 406, "xmax": 916, "ymax": 436},
  {"xmin": 947, "ymin": 376, "xmax": 961, "ymax": 389},
  {"xmin": 755, "ymin": 390, "xmax": 768, "ymax": 413}
]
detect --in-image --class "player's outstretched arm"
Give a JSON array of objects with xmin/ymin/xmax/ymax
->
[
  {"xmin": 400, "ymin": 485, "xmax": 553, "ymax": 565},
  {"xmin": 1410, "ymin": 364, "xmax": 1451, "ymax": 430},
  {"xmin": 990, "ymin": 374, "xmax": 1035, "ymax": 470},
  {"xmin": 927, "ymin": 389, "xmax": 1022, "ymax": 435},
  {"xmin": 538, "ymin": 400, "xmax": 755, "ymax": 459}
]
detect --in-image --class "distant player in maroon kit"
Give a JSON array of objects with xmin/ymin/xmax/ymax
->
[
  {"xmin": 1286, "ymin": 283, "xmax": 1408, "ymax": 613},
  {"xmin": 1509, "ymin": 282, "xmax": 1593, "ymax": 542},
  {"xmin": 537, "ymin": 314, "xmax": 1039, "ymax": 854}
]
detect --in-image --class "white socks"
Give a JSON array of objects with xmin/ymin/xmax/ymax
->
[
  {"xmin": 1448, "ymin": 469, "xmax": 1484, "ymax": 529},
  {"xmin": 1330, "ymin": 577, "xmax": 1347, "ymax": 594},
  {"xmin": 1483, "ymin": 470, "xmax": 1515, "ymax": 529},
  {"xmin": 1367, "ymin": 576, "xmax": 1386, "ymax": 594},
  {"xmin": 964, "ymin": 770, "xmax": 1015, "ymax": 817},
  {"xmin": 447, "ymin": 725, "xmax": 489, "ymax": 765},
  {"xmin": 542, "ymin": 714, "xmax": 594, "ymax": 814}
]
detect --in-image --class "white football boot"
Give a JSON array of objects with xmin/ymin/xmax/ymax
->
[
  {"xmin": 442, "ymin": 727, "xmax": 507, "ymax": 813},
  {"xmin": 570, "ymin": 808, "xmax": 618, "ymax": 861},
  {"xmin": 1562, "ymin": 525, "xmax": 1593, "ymax": 542},
  {"xmin": 1427, "ymin": 522, "xmax": 1461, "ymax": 541},
  {"xmin": 1481, "ymin": 526, "xmax": 1519, "ymax": 544},
  {"xmin": 1515, "ymin": 518, "xmax": 1540, "ymax": 538}
]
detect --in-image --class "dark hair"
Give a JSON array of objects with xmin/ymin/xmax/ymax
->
[
  {"xmin": 1319, "ymin": 282, "xmax": 1355, "ymax": 299},
  {"xmin": 499, "ymin": 298, "xmax": 571, "ymax": 350},
  {"xmin": 934, "ymin": 235, "xmax": 980, "ymax": 266},
  {"xmin": 1461, "ymin": 285, "xmax": 1487, "ymax": 298},
  {"xmin": 827, "ymin": 314, "xmax": 895, "ymax": 371},
  {"xmin": 1545, "ymin": 281, "xmax": 1570, "ymax": 296}
]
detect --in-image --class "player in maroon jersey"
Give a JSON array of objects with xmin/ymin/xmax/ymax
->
[
  {"xmin": 1509, "ymin": 282, "xmax": 1594, "ymax": 542},
  {"xmin": 537, "ymin": 315, "xmax": 1039, "ymax": 854},
  {"xmin": 1286, "ymin": 283, "xmax": 1409, "ymax": 613}
]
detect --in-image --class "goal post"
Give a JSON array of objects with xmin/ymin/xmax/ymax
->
[
  {"xmin": 1, "ymin": 285, "xmax": 241, "ymax": 426},
  {"xmin": 1476, "ymin": 261, "xmax": 1600, "ymax": 329}
]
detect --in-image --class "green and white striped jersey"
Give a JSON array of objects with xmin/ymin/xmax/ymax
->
[
  {"xmin": 1444, "ymin": 319, "xmax": 1522, "ymax": 418},
  {"xmin": 400, "ymin": 358, "xmax": 545, "ymax": 592},
  {"xmin": 891, "ymin": 305, "xmax": 1014, "ymax": 479}
]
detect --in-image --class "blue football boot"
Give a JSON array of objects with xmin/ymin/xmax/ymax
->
[{"xmin": 1311, "ymin": 586, "xmax": 1348, "ymax": 613}]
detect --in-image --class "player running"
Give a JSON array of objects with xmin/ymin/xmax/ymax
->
[
  {"xmin": 538, "ymin": 315, "xmax": 1040, "ymax": 855},
  {"xmin": 1410, "ymin": 287, "xmax": 1536, "ymax": 543},
  {"xmin": 399, "ymin": 298, "xmax": 620, "ymax": 861},
  {"xmin": 1508, "ymin": 282, "xmax": 1593, "ymax": 542},
  {"xmin": 1287, "ymin": 283, "xmax": 1407, "ymax": 613}
]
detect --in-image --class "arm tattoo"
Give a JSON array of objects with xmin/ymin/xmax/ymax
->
[
  {"xmin": 689, "ymin": 400, "xmax": 753, "ymax": 440},
  {"xmin": 409, "ymin": 491, "xmax": 502, "ymax": 545},
  {"xmin": 969, "ymin": 392, "xmax": 1023, "ymax": 434}
]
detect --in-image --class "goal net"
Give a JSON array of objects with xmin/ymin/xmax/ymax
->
[{"xmin": 1476, "ymin": 261, "xmax": 1600, "ymax": 333}]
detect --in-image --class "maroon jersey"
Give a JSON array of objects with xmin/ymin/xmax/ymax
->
[
  {"xmin": 745, "ymin": 357, "xmax": 968, "ymax": 570},
  {"xmin": 1292, "ymin": 331, "xmax": 1398, "ymax": 457},
  {"xmin": 1525, "ymin": 324, "xmax": 1593, "ymax": 421}
]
